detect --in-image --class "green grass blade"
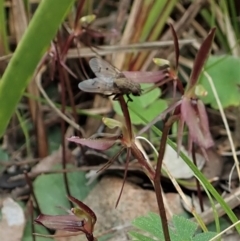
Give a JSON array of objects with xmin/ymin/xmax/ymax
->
[
  {"xmin": 140, "ymin": 0, "xmax": 168, "ymax": 42},
  {"xmin": 0, "ymin": 0, "xmax": 75, "ymax": 138},
  {"xmin": 0, "ymin": 0, "xmax": 9, "ymax": 54},
  {"xmin": 165, "ymin": 134, "xmax": 240, "ymax": 233},
  {"xmin": 133, "ymin": 109, "xmax": 240, "ymax": 233},
  {"xmin": 228, "ymin": 0, "xmax": 240, "ymax": 40}
]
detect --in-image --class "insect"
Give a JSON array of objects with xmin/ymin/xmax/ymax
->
[{"xmin": 78, "ymin": 58, "xmax": 142, "ymax": 102}]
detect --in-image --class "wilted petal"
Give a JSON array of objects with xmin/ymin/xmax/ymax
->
[
  {"xmin": 123, "ymin": 70, "xmax": 168, "ymax": 83},
  {"xmin": 67, "ymin": 136, "xmax": 116, "ymax": 150},
  {"xmin": 35, "ymin": 214, "xmax": 85, "ymax": 232},
  {"xmin": 177, "ymin": 117, "xmax": 184, "ymax": 155},
  {"xmin": 181, "ymin": 97, "xmax": 205, "ymax": 147},
  {"xmin": 197, "ymin": 100, "xmax": 214, "ymax": 148}
]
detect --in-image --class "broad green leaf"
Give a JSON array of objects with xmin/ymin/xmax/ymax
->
[
  {"xmin": 199, "ymin": 55, "xmax": 240, "ymax": 109},
  {"xmin": 172, "ymin": 215, "xmax": 197, "ymax": 240},
  {"xmin": 135, "ymin": 84, "xmax": 161, "ymax": 108},
  {"xmin": 193, "ymin": 232, "xmax": 217, "ymax": 241},
  {"xmin": 33, "ymin": 165, "xmax": 96, "ymax": 215},
  {"xmin": 113, "ymin": 84, "xmax": 167, "ymax": 125},
  {"xmin": 131, "ymin": 108, "xmax": 240, "ymax": 233},
  {"xmin": 132, "ymin": 212, "xmax": 164, "ymax": 240},
  {"xmin": 129, "ymin": 231, "xmax": 157, "ymax": 241},
  {"xmin": 129, "ymin": 99, "xmax": 167, "ymax": 125},
  {"xmin": 130, "ymin": 213, "xmax": 218, "ymax": 241},
  {"xmin": 0, "ymin": 0, "xmax": 75, "ymax": 138}
]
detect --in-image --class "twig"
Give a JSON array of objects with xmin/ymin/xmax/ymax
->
[{"xmin": 67, "ymin": 39, "xmax": 196, "ymax": 58}]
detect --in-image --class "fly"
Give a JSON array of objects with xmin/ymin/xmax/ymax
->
[{"xmin": 78, "ymin": 58, "xmax": 142, "ymax": 102}]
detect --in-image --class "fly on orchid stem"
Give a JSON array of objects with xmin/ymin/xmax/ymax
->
[{"xmin": 78, "ymin": 57, "xmax": 142, "ymax": 102}]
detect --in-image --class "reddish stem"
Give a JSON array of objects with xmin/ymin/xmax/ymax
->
[
  {"xmin": 24, "ymin": 171, "xmax": 41, "ymax": 215},
  {"xmin": 118, "ymin": 94, "xmax": 170, "ymax": 240},
  {"xmin": 153, "ymin": 132, "xmax": 170, "ymax": 240},
  {"xmin": 154, "ymin": 117, "xmax": 177, "ymax": 241},
  {"xmin": 118, "ymin": 96, "xmax": 133, "ymax": 140},
  {"xmin": 55, "ymin": 40, "xmax": 72, "ymax": 206},
  {"xmin": 118, "ymin": 95, "xmax": 155, "ymax": 178},
  {"xmin": 74, "ymin": 0, "xmax": 86, "ymax": 29}
]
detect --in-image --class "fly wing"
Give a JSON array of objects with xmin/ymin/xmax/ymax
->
[
  {"xmin": 123, "ymin": 70, "xmax": 168, "ymax": 83},
  {"xmin": 78, "ymin": 77, "xmax": 120, "ymax": 95},
  {"xmin": 89, "ymin": 58, "xmax": 121, "ymax": 78}
]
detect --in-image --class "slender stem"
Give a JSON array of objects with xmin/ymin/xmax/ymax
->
[
  {"xmin": 118, "ymin": 95, "xmax": 155, "ymax": 177},
  {"xmin": 74, "ymin": 0, "xmax": 86, "ymax": 29},
  {"xmin": 192, "ymin": 143, "xmax": 204, "ymax": 212},
  {"xmin": 118, "ymin": 94, "xmax": 171, "ymax": 239},
  {"xmin": 30, "ymin": 199, "xmax": 36, "ymax": 241},
  {"xmin": 24, "ymin": 171, "xmax": 41, "ymax": 215},
  {"xmin": 153, "ymin": 118, "xmax": 173, "ymax": 241},
  {"xmin": 118, "ymin": 96, "xmax": 133, "ymax": 140},
  {"xmin": 55, "ymin": 40, "xmax": 72, "ymax": 206}
]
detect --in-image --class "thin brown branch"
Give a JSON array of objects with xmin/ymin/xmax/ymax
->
[
  {"xmin": 153, "ymin": 117, "xmax": 176, "ymax": 241},
  {"xmin": 118, "ymin": 96, "xmax": 133, "ymax": 139},
  {"xmin": 24, "ymin": 171, "xmax": 41, "ymax": 215}
]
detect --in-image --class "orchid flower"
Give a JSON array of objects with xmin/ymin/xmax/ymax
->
[
  {"xmin": 68, "ymin": 116, "xmax": 153, "ymax": 174},
  {"xmin": 34, "ymin": 196, "xmax": 97, "ymax": 241},
  {"xmin": 141, "ymin": 25, "xmax": 216, "ymax": 158},
  {"xmin": 68, "ymin": 116, "xmax": 155, "ymax": 206}
]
